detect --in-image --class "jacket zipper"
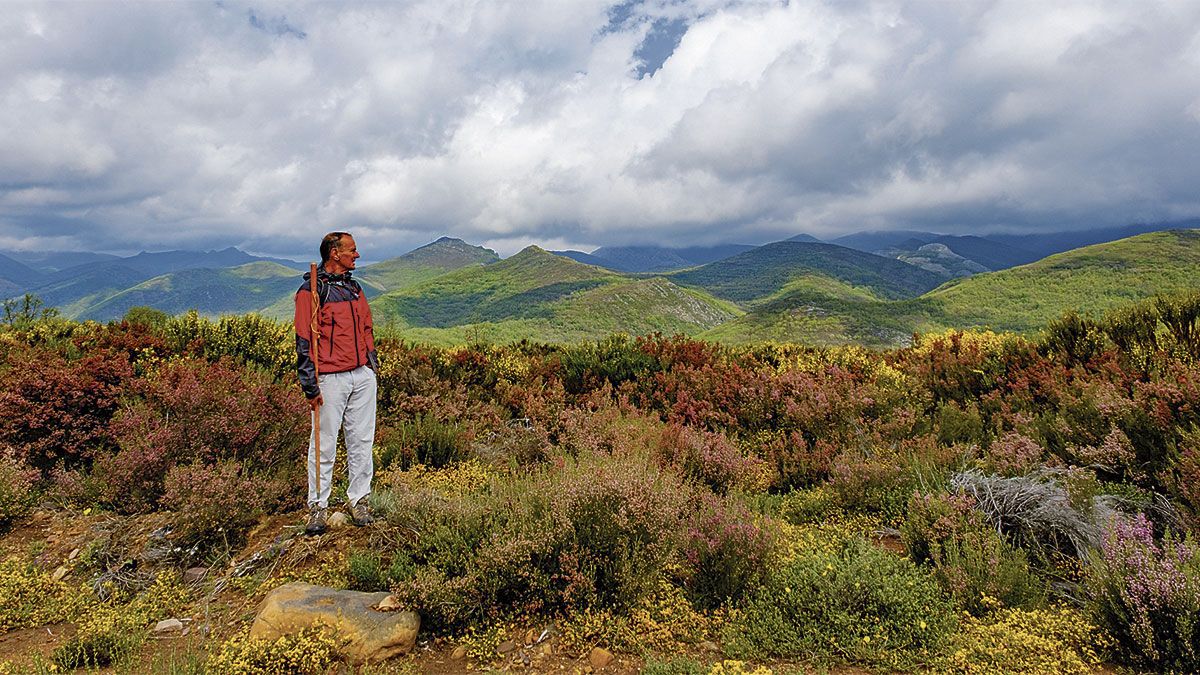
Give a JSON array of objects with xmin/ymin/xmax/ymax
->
[
  {"xmin": 351, "ymin": 297, "xmax": 362, "ymax": 366},
  {"xmin": 328, "ymin": 314, "xmax": 336, "ymax": 359}
]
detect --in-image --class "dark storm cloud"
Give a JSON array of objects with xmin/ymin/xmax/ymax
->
[{"xmin": 1, "ymin": 0, "xmax": 1198, "ymax": 258}]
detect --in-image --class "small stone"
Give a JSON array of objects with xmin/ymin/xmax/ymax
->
[
  {"xmin": 327, "ymin": 512, "xmax": 351, "ymax": 529},
  {"xmin": 451, "ymin": 645, "xmax": 467, "ymax": 660},
  {"xmin": 540, "ymin": 642, "xmax": 553, "ymax": 656},
  {"xmin": 51, "ymin": 566, "xmax": 69, "ymax": 581},
  {"xmin": 374, "ymin": 595, "xmax": 401, "ymax": 611},
  {"xmin": 588, "ymin": 647, "xmax": 614, "ymax": 669},
  {"xmin": 497, "ymin": 640, "xmax": 517, "ymax": 655},
  {"xmin": 68, "ymin": 548, "xmax": 80, "ymax": 560},
  {"xmin": 153, "ymin": 619, "xmax": 184, "ymax": 634},
  {"xmin": 700, "ymin": 640, "xmax": 720, "ymax": 652},
  {"xmin": 183, "ymin": 567, "xmax": 208, "ymax": 585}
]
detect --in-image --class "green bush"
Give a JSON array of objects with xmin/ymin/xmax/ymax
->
[
  {"xmin": 725, "ymin": 539, "xmax": 955, "ymax": 669},
  {"xmin": 346, "ymin": 550, "xmax": 387, "ymax": 592},
  {"xmin": 902, "ymin": 491, "xmax": 1045, "ymax": 615},
  {"xmin": 377, "ymin": 414, "xmax": 468, "ymax": 470}
]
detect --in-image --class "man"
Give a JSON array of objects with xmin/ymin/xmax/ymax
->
[{"xmin": 294, "ymin": 232, "xmax": 379, "ymax": 534}]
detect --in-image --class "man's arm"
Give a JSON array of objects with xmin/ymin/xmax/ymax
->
[
  {"xmin": 294, "ymin": 288, "xmax": 321, "ymax": 400},
  {"xmin": 360, "ymin": 292, "xmax": 380, "ymax": 372}
]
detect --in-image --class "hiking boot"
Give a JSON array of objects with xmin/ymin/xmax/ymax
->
[
  {"xmin": 305, "ymin": 507, "xmax": 328, "ymax": 535},
  {"xmin": 350, "ymin": 501, "xmax": 375, "ymax": 526}
]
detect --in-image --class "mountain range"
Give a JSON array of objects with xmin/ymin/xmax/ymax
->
[{"xmin": 5, "ymin": 222, "xmax": 1197, "ymax": 347}]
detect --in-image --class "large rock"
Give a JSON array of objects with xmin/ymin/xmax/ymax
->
[{"xmin": 250, "ymin": 582, "xmax": 419, "ymax": 664}]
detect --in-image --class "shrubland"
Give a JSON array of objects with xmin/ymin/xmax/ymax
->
[{"xmin": 0, "ymin": 290, "xmax": 1197, "ymax": 671}]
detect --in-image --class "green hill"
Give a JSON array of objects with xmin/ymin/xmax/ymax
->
[
  {"xmin": 668, "ymin": 241, "xmax": 946, "ymax": 306},
  {"xmin": 356, "ymin": 237, "xmax": 499, "ymax": 292},
  {"xmin": 372, "ymin": 246, "xmax": 622, "ymax": 327},
  {"xmin": 80, "ymin": 262, "xmax": 302, "ymax": 322},
  {"xmin": 370, "ymin": 247, "xmax": 738, "ymax": 344},
  {"xmin": 918, "ymin": 229, "xmax": 1200, "ymax": 332},
  {"xmin": 708, "ymin": 229, "xmax": 1200, "ymax": 346}
]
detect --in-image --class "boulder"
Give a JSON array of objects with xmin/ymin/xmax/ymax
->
[{"xmin": 250, "ymin": 582, "xmax": 419, "ymax": 664}]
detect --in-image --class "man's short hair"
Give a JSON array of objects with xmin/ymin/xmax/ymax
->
[{"xmin": 320, "ymin": 232, "xmax": 352, "ymax": 263}]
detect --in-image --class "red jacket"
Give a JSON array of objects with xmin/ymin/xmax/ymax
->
[{"xmin": 294, "ymin": 268, "xmax": 378, "ymax": 399}]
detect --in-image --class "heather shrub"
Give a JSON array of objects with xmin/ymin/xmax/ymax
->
[
  {"xmin": 943, "ymin": 604, "xmax": 1111, "ymax": 674},
  {"xmin": 903, "ymin": 491, "xmax": 1044, "ymax": 615},
  {"xmin": 0, "ymin": 452, "xmax": 36, "ymax": 528},
  {"xmin": 390, "ymin": 450, "xmax": 690, "ymax": 630},
  {"xmin": 681, "ymin": 492, "xmax": 777, "ymax": 609},
  {"xmin": 756, "ymin": 430, "xmax": 837, "ymax": 489},
  {"xmin": 725, "ymin": 539, "xmax": 955, "ymax": 669},
  {"xmin": 827, "ymin": 449, "xmax": 914, "ymax": 525},
  {"xmin": 100, "ymin": 356, "xmax": 307, "ymax": 512},
  {"xmin": 983, "ymin": 431, "xmax": 1044, "ymax": 476},
  {"xmin": 0, "ymin": 345, "xmax": 131, "ymax": 475},
  {"xmin": 656, "ymin": 423, "xmax": 771, "ymax": 494},
  {"xmin": 1086, "ymin": 513, "xmax": 1200, "ymax": 671},
  {"xmin": 161, "ymin": 461, "xmax": 267, "ymax": 549},
  {"xmin": 553, "ymin": 454, "xmax": 688, "ymax": 609}
]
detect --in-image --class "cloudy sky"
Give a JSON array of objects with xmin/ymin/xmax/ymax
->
[{"xmin": 3, "ymin": 0, "xmax": 1200, "ymax": 260}]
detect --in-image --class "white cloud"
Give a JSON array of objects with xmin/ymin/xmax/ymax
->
[{"xmin": 1, "ymin": 0, "xmax": 1199, "ymax": 259}]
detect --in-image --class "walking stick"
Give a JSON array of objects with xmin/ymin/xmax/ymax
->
[{"xmin": 309, "ymin": 263, "xmax": 321, "ymax": 500}]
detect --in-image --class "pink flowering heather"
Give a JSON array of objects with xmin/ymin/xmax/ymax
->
[{"xmin": 1088, "ymin": 513, "xmax": 1200, "ymax": 669}]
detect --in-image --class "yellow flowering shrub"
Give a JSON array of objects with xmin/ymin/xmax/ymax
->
[
  {"xmin": 0, "ymin": 557, "xmax": 87, "ymax": 631},
  {"xmin": 942, "ymin": 605, "xmax": 1112, "ymax": 674},
  {"xmin": 778, "ymin": 512, "xmax": 883, "ymax": 560},
  {"xmin": 626, "ymin": 576, "xmax": 711, "ymax": 651},
  {"xmin": 53, "ymin": 603, "xmax": 145, "ymax": 669},
  {"xmin": 457, "ymin": 621, "xmax": 511, "ymax": 661},
  {"xmin": 207, "ymin": 626, "xmax": 342, "ymax": 674},
  {"xmin": 708, "ymin": 660, "xmax": 774, "ymax": 675},
  {"xmin": 378, "ymin": 460, "xmax": 493, "ymax": 497},
  {"xmin": 127, "ymin": 571, "xmax": 192, "ymax": 624}
]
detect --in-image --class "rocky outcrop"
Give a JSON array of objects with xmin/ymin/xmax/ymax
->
[{"xmin": 250, "ymin": 582, "xmax": 419, "ymax": 664}]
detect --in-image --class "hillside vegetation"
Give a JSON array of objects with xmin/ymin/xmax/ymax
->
[
  {"xmin": 668, "ymin": 241, "xmax": 946, "ymax": 306},
  {"xmin": 2, "ymin": 290, "xmax": 1200, "ymax": 672},
  {"xmin": 374, "ymin": 250, "xmax": 739, "ymax": 344},
  {"xmin": 713, "ymin": 230, "xmax": 1200, "ymax": 346},
  {"xmin": 81, "ymin": 262, "xmax": 300, "ymax": 322},
  {"xmin": 355, "ymin": 236, "xmax": 499, "ymax": 292}
]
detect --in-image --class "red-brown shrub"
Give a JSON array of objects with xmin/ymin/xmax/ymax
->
[
  {"xmin": 655, "ymin": 423, "xmax": 771, "ymax": 493},
  {"xmin": 162, "ymin": 462, "xmax": 266, "ymax": 547},
  {"xmin": 984, "ymin": 432, "xmax": 1044, "ymax": 477},
  {"xmin": 100, "ymin": 357, "xmax": 307, "ymax": 512},
  {"xmin": 0, "ymin": 345, "xmax": 132, "ymax": 475}
]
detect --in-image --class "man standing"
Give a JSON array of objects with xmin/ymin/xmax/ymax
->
[{"xmin": 294, "ymin": 232, "xmax": 379, "ymax": 534}]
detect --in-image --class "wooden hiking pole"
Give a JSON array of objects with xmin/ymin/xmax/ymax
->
[{"xmin": 309, "ymin": 263, "xmax": 321, "ymax": 499}]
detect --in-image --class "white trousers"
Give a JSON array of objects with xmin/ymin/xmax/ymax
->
[{"xmin": 308, "ymin": 365, "xmax": 376, "ymax": 508}]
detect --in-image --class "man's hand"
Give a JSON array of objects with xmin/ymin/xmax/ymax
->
[{"xmin": 309, "ymin": 394, "xmax": 323, "ymax": 410}]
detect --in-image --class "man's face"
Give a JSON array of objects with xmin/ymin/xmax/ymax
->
[{"xmin": 330, "ymin": 235, "xmax": 359, "ymax": 271}]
